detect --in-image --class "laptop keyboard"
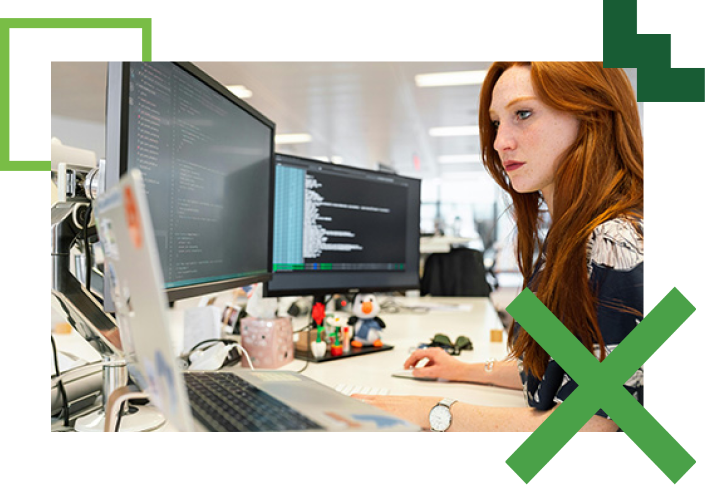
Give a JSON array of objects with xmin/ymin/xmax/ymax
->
[{"xmin": 183, "ymin": 372, "xmax": 323, "ymax": 432}]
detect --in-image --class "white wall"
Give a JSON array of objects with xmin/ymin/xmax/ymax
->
[{"xmin": 51, "ymin": 114, "xmax": 105, "ymax": 160}]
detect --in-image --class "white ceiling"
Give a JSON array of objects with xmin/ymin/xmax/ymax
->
[
  {"xmin": 51, "ymin": 62, "xmax": 637, "ymax": 181},
  {"xmin": 200, "ymin": 61, "xmax": 492, "ymax": 178}
]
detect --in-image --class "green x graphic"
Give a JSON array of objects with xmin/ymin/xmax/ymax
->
[{"xmin": 505, "ymin": 287, "xmax": 696, "ymax": 483}]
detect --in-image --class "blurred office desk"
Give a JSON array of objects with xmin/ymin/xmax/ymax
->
[
  {"xmin": 52, "ymin": 296, "xmax": 526, "ymax": 431},
  {"xmin": 281, "ymin": 296, "xmax": 526, "ymax": 408}
]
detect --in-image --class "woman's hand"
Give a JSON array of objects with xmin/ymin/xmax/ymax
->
[{"xmin": 404, "ymin": 347, "xmax": 472, "ymax": 382}]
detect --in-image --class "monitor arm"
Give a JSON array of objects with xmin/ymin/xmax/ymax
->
[
  {"xmin": 51, "ymin": 201, "xmax": 122, "ymax": 357},
  {"xmin": 51, "ymin": 163, "xmax": 129, "ymax": 429}
]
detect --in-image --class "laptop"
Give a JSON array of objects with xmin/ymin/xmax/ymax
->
[{"xmin": 95, "ymin": 169, "xmax": 420, "ymax": 432}]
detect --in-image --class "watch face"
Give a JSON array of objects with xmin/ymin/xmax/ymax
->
[{"xmin": 429, "ymin": 405, "xmax": 452, "ymax": 431}]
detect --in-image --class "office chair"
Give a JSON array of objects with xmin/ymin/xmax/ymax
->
[{"xmin": 420, "ymin": 247, "xmax": 493, "ymax": 297}]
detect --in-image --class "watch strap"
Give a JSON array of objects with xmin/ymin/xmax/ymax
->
[{"xmin": 438, "ymin": 397, "xmax": 457, "ymax": 409}]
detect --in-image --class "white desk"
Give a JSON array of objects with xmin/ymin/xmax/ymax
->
[
  {"xmin": 52, "ymin": 296, "xmax": 526, "ymax": 430},
  {"xmin": 281, "ymin": 296, "xmax": 526, "ymax": 408}
]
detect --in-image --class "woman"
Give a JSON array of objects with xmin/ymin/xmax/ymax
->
[{"xmin": 354, "ymin": 62, "xmax": 643, "ymax": 432}]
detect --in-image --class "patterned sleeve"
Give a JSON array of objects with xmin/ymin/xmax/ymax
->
[
  {"xmin": 519, "ymin": 218, "xmax": 644, "ymax": 419},
  {"xmin": 554, "ymin": 218, "xmax": 644, "ymax": 418}
]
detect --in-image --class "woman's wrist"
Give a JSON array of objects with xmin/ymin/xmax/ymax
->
[{"xmin": 464, "ymin": 362, "xmax": 491, "ymax": 384}]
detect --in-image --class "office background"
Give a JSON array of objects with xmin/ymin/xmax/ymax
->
[{"xmin": 50, "ymin": 62, "xmax": 640, "ymax": 294}]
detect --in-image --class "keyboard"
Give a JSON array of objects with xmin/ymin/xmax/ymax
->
[{"xmin": 183, "ymin": 372, "xmax": 323, "ymax": 432}]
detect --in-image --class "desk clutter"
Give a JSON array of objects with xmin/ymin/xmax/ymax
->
[
  {"xmin": 294, "ymin": 294, "xmax": 395, "ymax": 363},
  {"xmin": 240, "ymin": 315, "xmax": 295, "ymax": 369},
  {"xmin": 416, "ymin": 333, "xmax": 474, "ymax": 356}
]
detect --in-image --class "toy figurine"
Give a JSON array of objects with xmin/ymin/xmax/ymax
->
[
  {"xmin": 311, "ymin": 301, "xmax": 326, "ymax": 327},
  {"xmin": 330, "ymin": 330, "xmax": 343, "ymax": 357},
  {"xmin": 310, "ymin": 325, "xmax": 327, "ymax": 359},
  {"xmin": 308, "ymin": 300, "xmax": 328, "ymax": 359},
  {"xmin": 325, "ymin": 314, "xmax": 346, "ymax": 356},
  {"xmin": 348, "ymin": 294, "xmax": 386, "ymax": 347}
]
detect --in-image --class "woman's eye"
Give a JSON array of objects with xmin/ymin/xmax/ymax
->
[{"xmin": 492, "ymin": 110, "xmax": 534, "ymax": 129}]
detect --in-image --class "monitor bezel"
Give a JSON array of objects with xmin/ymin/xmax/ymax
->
[
  {"xmin": 263, "ymin": 152, "xmax": 421, "ymax": 298},
  {"xmin": 104, "ymin": 61, "xmax": 274, "ymax": 306}
]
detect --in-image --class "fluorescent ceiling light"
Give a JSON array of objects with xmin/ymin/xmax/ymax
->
[
  {"xmin": 275, "ymin": 133, "xmax": 312, "ymax": 145},
  {"xmin": 415, "ymin": 70, "xmax": 487, "ymax": 87},
  {"xmin": 438, "ymin": 154, "xmax": 482, "ymax": 164},
  {"xmin": 429, "ymin": 125, "xmax": 479, "ymax": 137},
  {"xmin": 226, "ymin": 85, "xmax": 252, "ymax": 99},
  {"xmin": 440, "ymin": 171, "xmax": 477, "ymax": 179}
]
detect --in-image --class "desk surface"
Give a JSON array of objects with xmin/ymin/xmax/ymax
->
[
  {"xmin": 281, "ymin": 296, "xmax": 526, "ymax": 408},
  {"xmin": 53, "ymin": 296, "xmax": 527, "ymax": 415}
]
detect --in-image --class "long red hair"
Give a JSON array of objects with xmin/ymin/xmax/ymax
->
[{"xmin": 479, "ymin": 62, "xmax": 643, "ymax": 378}]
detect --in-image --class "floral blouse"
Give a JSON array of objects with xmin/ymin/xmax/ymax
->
[{"xmin": 516, "ymin": 217, "xmax": 644, "ymax": 420}]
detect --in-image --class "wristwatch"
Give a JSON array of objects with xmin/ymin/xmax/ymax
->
[{"xmin": 429, "ymin": 398, "xmax": 457, "ymax": 432}]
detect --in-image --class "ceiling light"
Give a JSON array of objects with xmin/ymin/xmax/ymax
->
[
  {"xmin": 275, "ymin": 133, "xmax": 312, "ymax": 145},
  {"xmin": 429, "ymin": 125, "xmax": 479, "ymax": 137},
  {"xmin": 438, "ymin": 154, "xmax": 482, "ymax": 164},
  {"xmin": 415, "ymin": 70, "xmax": 487, "ymax": 87},
  {"xmin": 226, "ymin": 85, "xmax": 252, "ymax": 99}
]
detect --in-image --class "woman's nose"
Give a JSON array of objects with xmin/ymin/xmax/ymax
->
[{"xmin": 494, "ymin": 124, "xmax": 517, "ymax": 153}]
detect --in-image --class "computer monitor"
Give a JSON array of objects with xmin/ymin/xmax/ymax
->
[
  {"xmin": 264, "ymin": 153, "xmax": 421, "ymax": 299},
  {"xmin": 104, "ymin": 62, "xmax": 274, "ymax": 308}
]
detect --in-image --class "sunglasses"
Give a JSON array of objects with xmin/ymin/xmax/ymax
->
[{"xmin": 420, "ymin": 333, "xmax": 474, "ymax": 356}]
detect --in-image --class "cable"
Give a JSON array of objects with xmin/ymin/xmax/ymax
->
[
  {"xmin": 296, "ymin": 328, "xmax": 312, "ymax": 373},
  {"xmin": 184, "ymin": 338, "xmax": 253, "ymax": 370},
  {"xmin": 83, "ymin": 204, "xmax": 93, "ymax": 294},
  {"xmin": 51, "ymin": 335, "xmax": 70, "ymax": 427},
  {"xmin": 232, "ymin": 343, "xmax": 254, "ymax": 370},
  {"xmin": 115, "ymin": 400, "xmax": 127, "ymax": 432}
]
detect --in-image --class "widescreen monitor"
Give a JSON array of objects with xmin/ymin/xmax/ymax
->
[
  {"xmin": 104, "ymin": 62, "xmax": 274, "ymax": 308},
  {"xmin": 264, "ymin": 153, "xmax": 421, "ymax": 298}
]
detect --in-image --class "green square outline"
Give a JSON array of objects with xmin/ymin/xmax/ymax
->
[{"xmin": 0, "ymin": 18, "xmax": 152, "ymax": 172}]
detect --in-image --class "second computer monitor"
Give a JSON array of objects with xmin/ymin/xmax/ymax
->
[
  {"xmin": 104, "ymin": 62, "xmax": 274, "ymax": 305},
  {"xmin": 264, "ymin": 153, "xmax": 421, "ymax": 298}
]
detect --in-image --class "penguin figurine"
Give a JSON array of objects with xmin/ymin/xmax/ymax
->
[{"xmin": 348, "ymin": 294, "xmax": 386, "ymax": 347}]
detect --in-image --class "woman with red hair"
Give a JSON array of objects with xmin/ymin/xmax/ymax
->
[{"xmin": 355, "ymin": 62, "xmax": 643, "ymax": 432}]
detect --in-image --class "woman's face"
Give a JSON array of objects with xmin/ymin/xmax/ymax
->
[{"xmin": 489, "ymin": 65, "xmax": 580, "ymax": 209}]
